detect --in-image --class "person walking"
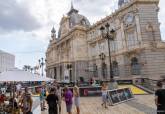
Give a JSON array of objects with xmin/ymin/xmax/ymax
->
[
  {"xmin": 56, "ymin": 85, "xmax": 62, "ymax": 114},
  {"xmin": 64, "ymin": 86, "xmax": 73, "ymax": 114},
  {"xmin": 40, "ymin": 86, "xmax": 47, "ymax": 111},
  {"xmin": 73, "ymin": 85, "xmax": 80, "ymax": 114},
  {"xmin": 101, "ymin": 82, "xmax": 108, "ymax": 108},
  {"xmin": 155, "ymin": 81, "xmax": 165, "ymax": 114},
  {"xmin": 46, "ymin": 88, "xmax": 59, "ymax": 114},
  {"xmin": 16, "ymin": 83, "xmax": 22, "ymax": 95},
  {"xmin": 21, "ymin": 87, "xmax": 33, "ymax": 114}
]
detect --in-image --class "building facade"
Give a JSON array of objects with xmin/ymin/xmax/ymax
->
[
  {"xmin": 46, "ymin": 0, "xmax": 165, "ymax": 82},
  {"xmin": 0, "ymin": 50, "xmax": 15, "ymax": 73}
]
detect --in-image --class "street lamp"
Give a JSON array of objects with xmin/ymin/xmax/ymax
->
[
  {"xmin": 99, "ymin": 53, "xmax": 106, "ymax": 79},
  {"xmin": 39, "ymin": 58, "xmax": 45, "ymax": 77},
  {"xmin": 100, "ymin": 23, "xmax": 115, "ymax": 82}
]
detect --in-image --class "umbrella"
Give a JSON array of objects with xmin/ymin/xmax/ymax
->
[{"xmin": 0, "ymin": 68, "xmax": 54, "ymax": 82}]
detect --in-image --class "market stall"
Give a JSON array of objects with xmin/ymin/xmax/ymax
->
[{"xmin": 0, "ymin": 68, "xmax": 54, "ymax": 114}]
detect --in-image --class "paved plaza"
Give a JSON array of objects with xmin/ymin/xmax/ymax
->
[{"xmin": 41, "ymin": 95, "xmax": 156, "ymax": 114}]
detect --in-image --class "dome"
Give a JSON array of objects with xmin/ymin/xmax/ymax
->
[
  {"xmin": 68, "ymin": 12, "xmax": 90, "ymax": 28},
  {"xmin": 118, "ymin": 0, "xmax": 125, "ymax": 7},
  {"xmin": 67, "ymin": 4, "xmax": 90, "ymax": 28},
  {"xmin": 58, "ymin": 3, "xmax": 90, "ymax": 38}
]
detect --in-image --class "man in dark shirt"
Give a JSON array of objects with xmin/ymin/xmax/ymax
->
[
  {"xmin": 155, "ymin": 81, "xmax": 165, "ymax": 114},
  {"xmin": 46, "ymin": 88, "xmax": 59, "ymax": 114}
]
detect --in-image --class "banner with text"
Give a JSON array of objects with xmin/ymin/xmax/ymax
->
[{"xmin": 107, "ymin": 88, "xmax": 134, "ymax": 105}]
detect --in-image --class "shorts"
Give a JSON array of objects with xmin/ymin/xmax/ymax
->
[
  {"xmin": 102, "ymin": 94, "xmax": 107, "ymax": 103},
  {"xmin": 66, "ymin": 104, "xmax": 72, "ymax": 113},
  {"xmin": 74, "ymin": 97, "xmax": 80, "ymax": 107}
]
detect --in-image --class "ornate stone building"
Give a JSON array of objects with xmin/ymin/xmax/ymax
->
[{"xmin": 46, "ymin": 0, "xmax": 165, "ymax": 82}]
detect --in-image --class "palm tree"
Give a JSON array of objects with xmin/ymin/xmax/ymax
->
[
  {"xmin": 33, "ymin": 66, "xmax": 39, "ymax": 73},
  {"xmin": 23, "ymin": 65, "xmax": 28, "ymax": 71},
  {"xmin": 30, "ymin": 67, "xmax": 33, "ymax": 73},
  {"xmin": 26, "ymin": 65, "xmax": 30, "ymax": 71},
  {"xmin": 23, "ymin": 65, "xmax": 32, "ymax": 72}
]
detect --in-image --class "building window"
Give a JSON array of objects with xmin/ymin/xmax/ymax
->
[
  {"xmin": 126, "ymin": 31, "xmax": 138, "ymax": 49},
  {"xmin": 102, "ymin": 62, "xmax": 107, "ymax": 79},
  {"xmin": 93, "ymin": 63, "xmax": 98, "ymax": 77},
  {"xmin": 81, "ymin": 19, "xmax": 86, "ymax": 25},
  {"xmin": 112, "ymin": 61, "xmax": 119, "ymax": 76},
  {"xmin": 131, "ymin": 57, "xmax": 141, "ymax": 75},
  {"xmin": 110, "ymin": 41, "xmax": 117, "ymax": 52},
  {"xmin": 54, "ymin": 67, "xmax": 56, "ymax": 79},
  {"xmin": 60, "ymin": 65, "xmax": 62, "ymax": 80}
]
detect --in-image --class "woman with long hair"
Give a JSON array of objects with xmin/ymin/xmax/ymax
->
[{"xmin": 73, "ymin": 86, "xmax": 80, "ymax": 114}]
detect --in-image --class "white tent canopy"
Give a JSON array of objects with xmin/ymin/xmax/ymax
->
[{"xmin": 0, "ymin": 68, "xmax": 54, "ymax": 82}]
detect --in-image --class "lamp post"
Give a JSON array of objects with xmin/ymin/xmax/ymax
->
[
  {"xmin": 99, "ymin": 53, "xmax": 106, "ymax": 79},
  {"xmin": 39, "ymin": 58, "xmax": 45, "ymax": 77},
  {"xmin": 100, "ymin": 23, "xmax": 115, "ymax": 82}
]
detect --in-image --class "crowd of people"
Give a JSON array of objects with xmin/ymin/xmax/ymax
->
[
  {"xmin": 0, "ymin": 79, "xmax": 165, "ymax": 114},
  {"xmin": 0, "ymin": 82, "xmax": 34, "ymax": 114},
  {"xmin": 39, "ymin": 81, "xmax": 80, "ymax": 114}
]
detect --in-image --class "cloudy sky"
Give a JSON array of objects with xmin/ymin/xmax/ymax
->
[{"xmin": 0, "ymin": 0, "xmax": 165, "ymax": 69}]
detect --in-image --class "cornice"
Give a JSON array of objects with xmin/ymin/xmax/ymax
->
[
  {"xmin": 55, "ymin": 26, "xmax": 88, "ymax": 45},
  {"xmin": 88, "ymin": 0, "xmax": 159, "ymax": 31}
]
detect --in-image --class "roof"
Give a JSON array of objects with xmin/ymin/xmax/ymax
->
[
  {"xmin": 58, "ymin": 3, "xmax": 91, "ymax": 38},
  {"xmin": 0, "ymin": 50, "xmax": 15, "ymax": 57}
]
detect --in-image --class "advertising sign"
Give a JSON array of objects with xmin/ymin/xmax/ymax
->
[
  {"xmin": 107, "ymin": 88, "xmax": 134, "ymax": 105},
  {"xmin": 117, "ymin": 89, "xmax": 127, "ymax": 101},
  {"xmin": 79, "ymin": 87, "xmax": 102, "ymax": 97},
  {"xmin": 108, "ymin": 90, "xmax": 120, "ymax": 104},
  {"xmin": 62, "ymin": 86, "xmax": 101, "ymax": 97}
]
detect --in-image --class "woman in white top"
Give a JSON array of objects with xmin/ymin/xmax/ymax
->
[
  {"xmin": 73, "ymin": 85, "xmax": 80, "ymax": 114},
  {"xmin": 56, "ymin": 85, "xmax": 62, "ymax": 114},
  {"xmin": 101, "ymin": 82, "xmax": 108, "ymax": 108}
]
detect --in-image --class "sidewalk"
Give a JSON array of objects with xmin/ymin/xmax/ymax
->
[{"xmin": 41, "ymin": 95, "xmax": 156, "ymax": 114}]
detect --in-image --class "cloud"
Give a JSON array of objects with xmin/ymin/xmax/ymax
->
[
  {"xmin": 0, "ymin": 31, "xmax": 47, "ymax": 68},
  {"xmin": 0, "ymin": 0, "xmax": 165, "ymax": 69},
  {"xmin": 159, "ymin": 0, "xmax": 165, "ymax": 40},
  {"xmin": 0, "ymin": 0, "xmax": 41, "ymax": 32},
  {"xmin": 73, "ymin": 0, "xmax": 118, "ymax": 24}
]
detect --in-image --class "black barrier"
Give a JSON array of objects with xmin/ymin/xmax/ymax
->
[
  {"xmin": 107, "ymin": 88, "xmax": 134, "ymax": 105},
  {"xmin": 62, "ymin": 86, "xmax": 102, "ymax": 97},
  {"xmin": 108, "ymin": 90, "xmax": 120, "ymax": 104},
  {"xmin": 79, "ymin": 87, "xmax": 102, "ymax": 97},
  {"xmin": 117, "ymin": 89, "xmax": 127, "ymax": 101}
]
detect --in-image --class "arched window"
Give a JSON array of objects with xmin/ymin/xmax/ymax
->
[
  {"xmin": 81, "ymin": 19, "xmax": 86, "ymax": 25},
  {"xmin": 112, "ymin": 61, "xmax": 119, "ymax": 76},
  {"xmin": 131, "ymin": 57, "xmax": 141, "ymax": 75}
]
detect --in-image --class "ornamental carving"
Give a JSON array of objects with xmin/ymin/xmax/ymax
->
[
  {"xmin": 145, "ymin": 22, "xmax": 154, "ymax": 32},
  {"xmin": 123, "ymin": 12, "xmax": 135, "ymax": 28}
]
